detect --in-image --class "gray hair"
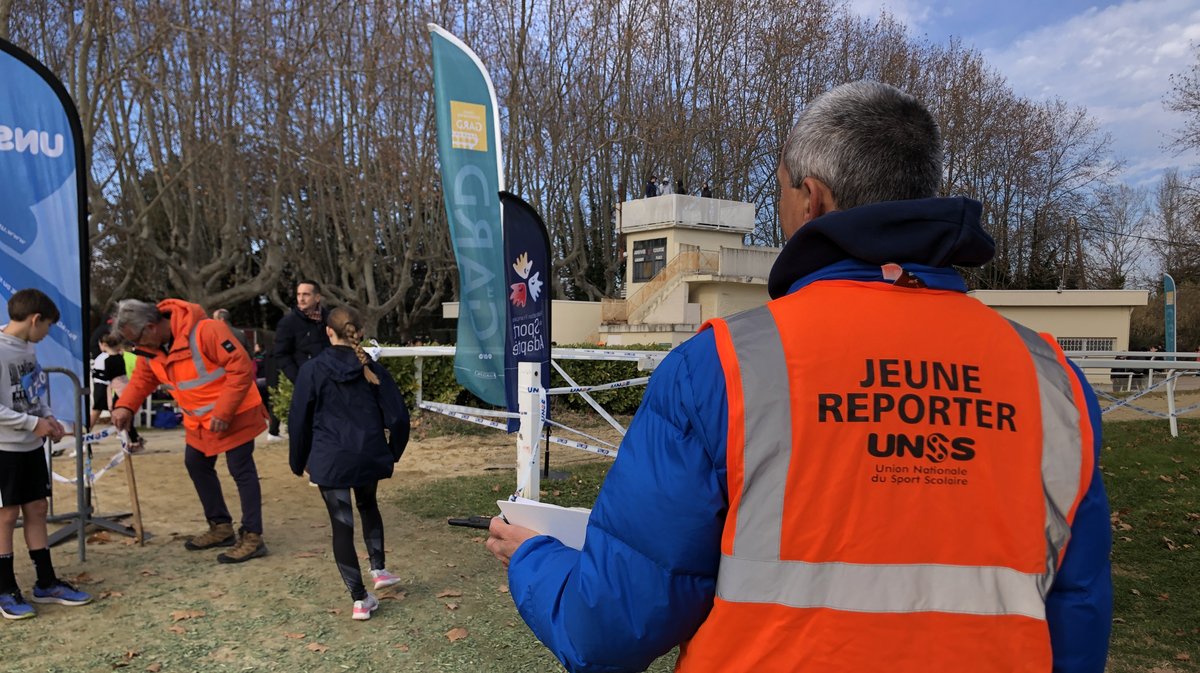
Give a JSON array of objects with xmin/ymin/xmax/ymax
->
[
  {"xmin": 782, "ymin": 81, "xmax": 942, "ymax": 210},
  {"xmin": 111, "ymin": 299, "xmax": 162, "ymax": 339}
]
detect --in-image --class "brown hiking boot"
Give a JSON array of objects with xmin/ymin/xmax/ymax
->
[
  {"xmin": 217, "ymin": 529, "xmax": 268, "ymax": 564},
  {"xmin": 184, "ymin": 522, "xmax": 235, "ymax": 550}
]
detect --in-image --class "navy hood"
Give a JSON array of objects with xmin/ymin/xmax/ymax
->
[
  {"xmin": 314, "ymin": 345, "xmax": 374, "ymax": 383},
  {"xmin": 768, "ymin": 197, "xmax": 994, "ymax": 299}
]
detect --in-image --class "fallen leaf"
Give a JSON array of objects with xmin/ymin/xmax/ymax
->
[
  {"xmin": 498, "ymin": 585, "xmax": 509, "ymax": 594},
  {"xmin": 1175, "ymin": 653, "xmax": 1191, "ymax": 662},
  {"xmin": 140, "ymin": 569, "xmax": 158, "ymax": 577},
  {"xmin": 1159, "ymin": 475, "xmax": 1175, "ymax": 483},
  {"xmin": 99, "ymin": 591, "xmax": 124, "ymax": 599},
  {"xmin": 1163, "ymin": 536, "xmax": 1180, "ymax": 551},
  {"xmin": 309, "ymin": 523, "xmax": 327, "ymax": 528},
  {"xmin": 306, "ymin": 642, "xmax": 329, "ymax": 653},
  {"xmin": 1185, "ymin": 513, "xmax": 1200, "ymax": 521},
  {"xmin": 145, "ymin": 663, "xmax": 162, "ymax": 672},
  {"xmin": 167, "ymin": 625, "xmax": 186, "ymax": 635},
  {"xmin": 445, "ymin": 602, "xmax": 459, "ymax": 610},
  {"xmin": 552, "ymin": 490, "xmax": 561, "ymax": 496},
  {"xmin": 170, "ymin": 609, "xmax": 206, "ymax": 622},
  {"xmin": 446, "ymin": 627, "xmax": 468, "ymax": 642},
  {"xmin": 88, "ymin": 531, "xmax": 113, "ymax": 544},
  {"xmin": 1131, "ymin": 589, "xmax": 1142, "ymax": 596},
  {"xmin": 69, "ymin": 572, "xmax": 96, "ymax": 584},
  {"xmin": 446, "ymin": 563, "xmax": 457, "ymax": 568},
  {"xmin": 293, "ymin": 551, "xmax": 320, "ymax": 559},
  {"xmin": 1113, "ymin": 617, "xmax": 1126, "ymax": 624},
  {"xmin": 379, "ymin": 591, "xmax": 407, "ymax": 601},
  {"xmin": 491, "ymin": 484, "xmax": 501, "ymax": 493},
  {"xmin": 1116, "ymin": 522, "xmax": 1133, "ymax": 531},
  {"xmin": 284, "ymin": 632, "xmax": 305, "ymax": 639},
  {"xmin": 1157, "ymin": 593, "xmax": 1170, "ymax": 601},
  {"xmin": 327, "ymin": 608, "xmax": 342, "ymax": 615},
  {"xmin": 395, "ymin": 644, "xmax": 410, "ymax": 652},
  {"xmin": 437, "ymin": 589, "xmax": 463, "ymax": 598}
]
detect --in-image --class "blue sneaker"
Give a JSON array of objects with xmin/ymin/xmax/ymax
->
[
  {"xmin": 30, "ymin": 580, "xmax": 92, "ymax": 606},
  {"xmin": 0, "ymin": 590, "xmax": 36, "ymax": 619}
]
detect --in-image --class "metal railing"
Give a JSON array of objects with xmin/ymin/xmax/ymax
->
[{"xmin": 615, "ymin": 246, "xmax": 720, "ymax": 324}]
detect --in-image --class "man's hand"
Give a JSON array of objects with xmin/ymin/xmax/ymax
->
[
  {"xmin": 209, "ymin": 417, "xmax": 230, "ymax": 433},
  {"xmin": 486, "ymin": 517, "xmax": 539, "ymax": 567},
  {"xmin": 111, "ymin": 407, "xmax": 133, "ymax": 432}
]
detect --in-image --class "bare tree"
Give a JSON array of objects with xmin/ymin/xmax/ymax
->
[{"xmin": 1082, "ymin": 184, "xmax": 1148, "ymax": 289}]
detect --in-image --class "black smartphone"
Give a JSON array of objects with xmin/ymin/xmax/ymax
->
[{"xmin": 447, "ymin": 515, "xmax": 493, "ymax": 530}]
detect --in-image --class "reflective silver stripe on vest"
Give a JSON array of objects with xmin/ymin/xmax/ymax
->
[
  {"xmin": 181, "ymin": 402, "xmax": 215, "ymax": 417},
  {"xmin": 714, "ymin": 309, "xmax": 1086, "ymax": 618},
  {"xmin": 175, "ymin": 321, "xmax": 226, "ymax": 391},
  {"xmin": 717, "ymin": 556, "xmax": 1047, "ymax": 619},
  {"xmin": 724, "ymin": 307, "xmax": 792, "ymax": 560},
  {"xmin": 1005, "ymin": 321, "xmax": 1084, "ymax": 596}
]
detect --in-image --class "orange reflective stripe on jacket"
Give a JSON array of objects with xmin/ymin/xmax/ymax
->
[
  {"xmin": 676, "ymin": 280, "xmax": 1093, "ymax": 673},
  {"xmin": 148, "ymin": 319, "xmax": 261, "ymax": 427}
]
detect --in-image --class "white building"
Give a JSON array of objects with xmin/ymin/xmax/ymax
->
[{"xmin": 447, "ymin": 194, "xmax": 1149, "ymax": 356}]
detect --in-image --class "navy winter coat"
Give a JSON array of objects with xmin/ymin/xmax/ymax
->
[
  {"xmin": 272, "ymin": 305, "xmax": 331, "ymax": 382},
  {"xmin": 287, "ymin": 346, "xmax": 409, "ymax": 488}
]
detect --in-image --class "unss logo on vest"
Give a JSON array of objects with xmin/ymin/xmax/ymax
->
[{"xmin": 866, "ymin": 431, "xmax": 976, "ymax": 463}]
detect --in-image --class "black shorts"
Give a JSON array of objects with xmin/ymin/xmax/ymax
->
[
  {"xmin": 0, "ymin": 449, "xmax": 51, "ymax": 508},
  {"xmin": 92, "ymin": 382, "xmax": 110, "ymax": 411}
]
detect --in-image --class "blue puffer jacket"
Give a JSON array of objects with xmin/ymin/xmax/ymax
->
[
  {"xmin": 288, "ymin": 346, "xmax": 410, "ymax": 488},
  {"xmin": 506, "ymin": 197, "xmax": 1113, "ymax": 673}
]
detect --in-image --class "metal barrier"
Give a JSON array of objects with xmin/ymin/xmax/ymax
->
[{"xmin": 1066, "ymin": 352, "xmax": 1200, "ymax": 437}]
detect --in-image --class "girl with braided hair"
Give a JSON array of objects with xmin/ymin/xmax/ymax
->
[{"xmin": 288, "ymin": 306, "xmax": 410, "ymax": 621}]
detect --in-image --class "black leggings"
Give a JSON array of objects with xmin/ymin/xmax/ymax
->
[{"xmin": 318, "ymin": 483, "xmax": 385, "ymax": 601}]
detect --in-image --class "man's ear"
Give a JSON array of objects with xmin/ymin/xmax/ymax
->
[{"xmin": 801, "ymin": 176, "xmax": 837, "ymax": 220}]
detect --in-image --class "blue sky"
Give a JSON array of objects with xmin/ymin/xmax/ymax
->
[{"xmin": 849, "ymin": 0, "xmax": 1200, "ymax": 186}]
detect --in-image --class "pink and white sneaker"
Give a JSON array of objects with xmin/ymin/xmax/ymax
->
[
  {"xmin": 352, "ymin": 593, "xmax": 379, "ymax": 621},
  {"xmin": 370, "ymin": 568, "xmax": 402, "ymax": 591}
]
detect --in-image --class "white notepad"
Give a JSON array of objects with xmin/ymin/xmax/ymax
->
[{"xmin": 497, "ymin": 497, "xmax": 591, "ymax": 550}]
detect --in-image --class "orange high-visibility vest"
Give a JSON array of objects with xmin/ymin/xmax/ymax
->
[
  {"xmin": 676, "ymin": 280, "xmax": 1094, "ymax": 673},
  {"xmin": 148, "ymin": 319, "xmax": 262, "ymax": 432}
]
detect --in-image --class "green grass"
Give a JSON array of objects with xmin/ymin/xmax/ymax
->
[
  {"xmin": 395, "ymin": 461, "xmax": 611, "ymax": 520},
  {"xmin": 394, "ymin": 419, "xmax": 1200, "ymax": 672},
  {"xmin": 1103, "ymin": 419, "xmax": 1200, "ymax": 672}
]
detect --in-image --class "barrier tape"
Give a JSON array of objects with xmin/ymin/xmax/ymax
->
[
  {"xmin": 418, "ymin": 402, "xmax": 510, "ymax": 431},
  {"xmin": 419, "ymin": 401, "xmax": 617, "ymax": 458},
  {"xmin": 51, "ymin": 430, "xmax": 132, "ymax": 486},
  {"xmin": 546, "ymin": 433, "xmax": 618, "ymax": 458},
  {"xmin": 544, "ymin": 377, "xmax": 650, "ymax": 395},
  {"xmin": 542, "ymin": 417, "xmax": 618, "ymax": 449},
  {"xmin": 419, "ymin": 401, "xmax": 521, "ymax": 420}
]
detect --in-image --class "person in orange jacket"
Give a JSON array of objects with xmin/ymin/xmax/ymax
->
[{"xmin": 110, "ymin": 298, "xmax": 269, "ymax": 564}]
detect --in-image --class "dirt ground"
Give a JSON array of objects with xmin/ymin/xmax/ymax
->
[{"xmin": 0, "ymin": 421, "xmax": 615, "ymax": 673}]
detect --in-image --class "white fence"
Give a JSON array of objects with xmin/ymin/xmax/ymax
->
[{"xmin": 377, "ymin": 347, "xmax": 1200, "ymax": 501}]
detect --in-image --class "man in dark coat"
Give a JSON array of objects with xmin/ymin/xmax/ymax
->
[{"xmin": 268, "ymin": 280, "xmax": 330, "ymax": 439}]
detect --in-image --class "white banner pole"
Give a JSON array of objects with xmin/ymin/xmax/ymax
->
[{"xmin": 516, "ymin": 362, "xmax": 543, "ymax": 500}]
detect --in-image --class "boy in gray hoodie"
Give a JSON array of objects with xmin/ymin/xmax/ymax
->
[{"xmin": 0, "ymin": 288, "xmax": 92, "ymax": 620}]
